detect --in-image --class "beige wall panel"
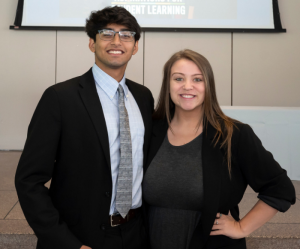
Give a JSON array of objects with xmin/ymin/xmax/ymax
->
[
  {"xmin": 125, "ymin": 33, "xmax": 144, "ymax": 84},
  {"xmin": 144, "ymin": 32, "xmax": 232, "ymax": 105},
  {"xmin": 56, "ymin": 31, "xmax": 94, "ymax": 83},
  {"xmin": 56, "ymin": 31, "xmax": 144, "ymax": 84},
  {"xmin": 0, "ymin": 0, "xmax": 56, "ymax": 150},
  {"xmin": 232, "ymin": 0, "xmax": 300, "ymax": 107}
]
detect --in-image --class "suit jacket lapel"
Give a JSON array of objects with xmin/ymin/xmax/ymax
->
[
  {"xmin": 78, "ymin": 68, "xmax": 111, "ymax": 168},
  {"xmin": 126, "ymin": 80, "xmax": 152, "ymax": 166}
]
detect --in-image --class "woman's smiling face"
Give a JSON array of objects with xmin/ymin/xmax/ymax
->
[{"xmin": 170, "ymin": 59, "xmax": 205, "ymax": 113}]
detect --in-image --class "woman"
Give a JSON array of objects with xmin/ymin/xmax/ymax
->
[{"xmin": 143, "ymin": 49, "xmax": 296, "ymax": 249}]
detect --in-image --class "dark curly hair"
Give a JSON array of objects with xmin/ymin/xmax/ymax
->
[{"xmin": 85, "ymin": 6, "xmax": 141, "ymax": 42}]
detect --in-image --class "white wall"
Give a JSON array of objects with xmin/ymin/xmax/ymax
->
[
  {"xmin": 222, "ymin": 107, "xmax": 300, "ymax": 181},
  {"xmin": 1, "ymin": 0, "xmax": 300, "ymax": 151}
]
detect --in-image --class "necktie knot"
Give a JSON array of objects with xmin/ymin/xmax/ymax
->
[{"xmin": 118, "ymin": 85, "xmax": 124, "ymax": 96}]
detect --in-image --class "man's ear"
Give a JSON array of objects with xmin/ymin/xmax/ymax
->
[
  {"xmin": 89, "ymin": 38, "xmax": 96, "ymax": 53},
  {"xmin": 132, "ymin": 40, "xmax": 139, "ymax": 55}
]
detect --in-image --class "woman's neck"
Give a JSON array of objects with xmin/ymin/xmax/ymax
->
[
  {"xmin": 171, "ymin": 107, "xmax": 204, "ymax": 131},
  {"xmin": 168, "ymin": 107, "xmax": 204, "ymax": 146}
]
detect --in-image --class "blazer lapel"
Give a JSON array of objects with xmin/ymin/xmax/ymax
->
[{"xmin": 78, "ymin": 69, "xmax": 111, "ymax": 168}]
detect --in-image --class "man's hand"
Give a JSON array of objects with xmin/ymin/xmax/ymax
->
[
  {"xmin": 80, "ymin": 246, "xmax": 92, "ymax": 249},
  {"xmin": 210, "ymin": 212, "xmax": 246, "ymax": 239}
]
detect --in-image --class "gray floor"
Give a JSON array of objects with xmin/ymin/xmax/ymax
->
[{"xmin": 1, "ymin": 151, "xmax": 299, "ymax": 248}]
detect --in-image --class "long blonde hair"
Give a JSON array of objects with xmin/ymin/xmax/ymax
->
[{"xmin": 153, "ymin": 49, "xmax": 238, "ymax": 174}]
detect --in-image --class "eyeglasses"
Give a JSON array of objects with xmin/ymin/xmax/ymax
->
[{"xmin": 98, "ymin": 29, "xmax": 136, "ymax": 42}]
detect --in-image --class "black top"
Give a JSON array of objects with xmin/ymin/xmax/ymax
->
[{"xmin": 143, "ymin": 133, "xmax": 204, "ymax": 249}]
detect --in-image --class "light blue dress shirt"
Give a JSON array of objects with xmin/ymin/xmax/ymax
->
[{"xmin": 92, "ymin": 64, "xmax": 145, "ymax": 215}]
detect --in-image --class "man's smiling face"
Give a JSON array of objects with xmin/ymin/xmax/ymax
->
[{"xmin": 89, "ymin": 23, "xmax": 139, "ymax": 72}]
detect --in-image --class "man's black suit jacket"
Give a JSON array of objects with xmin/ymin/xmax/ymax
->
[
  {"xmin": 145, "ymin": 118, "xmax": 296, "ymax": 249},
  {"xmin": 15, "ymin": 69, "xmax": 154, "ymax": 249}
]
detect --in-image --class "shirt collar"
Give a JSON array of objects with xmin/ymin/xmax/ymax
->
[{"xmin": 92, "ymin": 64, "xmax": 128, "ymax": 100}]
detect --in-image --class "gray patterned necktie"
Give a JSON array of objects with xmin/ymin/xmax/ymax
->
[{"xmin": 116, "ymin": 84, "xmax": 133, "ymax": 218}]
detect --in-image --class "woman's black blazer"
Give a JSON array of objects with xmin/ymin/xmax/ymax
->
[{"xmin": 144, "ymin": 119, "xmax": 296, "ymax": 249}]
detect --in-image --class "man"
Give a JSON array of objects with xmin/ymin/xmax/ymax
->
[{"xmin": 15, "ymin": 6, "xmax": 154, "ymax": 249}]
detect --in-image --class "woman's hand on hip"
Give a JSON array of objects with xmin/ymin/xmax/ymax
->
[{"xmin": 210, "ymin": 212, "xmax": 246, "ymax": 239}]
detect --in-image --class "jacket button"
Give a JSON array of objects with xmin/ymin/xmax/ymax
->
[
  {"xmin": 101, "ymin": 224, "xmax": 106, "ymax": 230},
  {"xmin": 105, "ymin": 192, "xmax": 110, "ymax": 197}
]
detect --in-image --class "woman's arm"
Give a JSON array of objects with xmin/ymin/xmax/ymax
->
[{"xmin": 210, "ymin": 200, "xmax": 278, "ymax": 239}]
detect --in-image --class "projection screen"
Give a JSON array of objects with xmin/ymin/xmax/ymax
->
[{"xmin": 12, "ymin": 0, "xmax": 285, "ymax": 32}]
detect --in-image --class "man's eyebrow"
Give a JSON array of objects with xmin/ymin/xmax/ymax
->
[{"xmin": 103, "ymin": 28, "xmax": 131, "ymax": 31}]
